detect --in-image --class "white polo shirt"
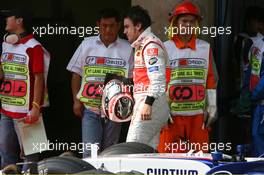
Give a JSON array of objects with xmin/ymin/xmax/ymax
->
[{"xmin": 67, "ymin": 35, "xmax": 133, "ymax": 113}]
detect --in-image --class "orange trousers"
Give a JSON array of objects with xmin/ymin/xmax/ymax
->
[{"xmin": 158, "ymin": 114, "xmax": 209, "ymax": 153}]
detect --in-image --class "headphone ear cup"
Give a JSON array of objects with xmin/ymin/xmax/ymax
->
[
  {"xmin": 4, "ymin": 33, "xmax": 20, "ymax": 44},
  {"xmin": 3, "ymin": 33, "xmax": 8, "ymax": 41}
]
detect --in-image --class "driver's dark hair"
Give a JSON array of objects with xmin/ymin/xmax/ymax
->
[
  {"xmin": 97, "ymin": 8, "xmax": 121, "ymax": 22},
  {"xmin": 124, "ymin": 5, "xmax": 151, "ymax": 30}
]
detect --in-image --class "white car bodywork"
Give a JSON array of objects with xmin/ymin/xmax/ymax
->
[{"xmin": 84, "ymin": 153, "xmax": 212, "ymax": 174}]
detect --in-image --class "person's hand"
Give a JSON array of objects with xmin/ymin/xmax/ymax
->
[
  {"xmin": 73, "ymin": 100, "xmax": 83, "ymax": 118},
  {"xmin": 205, "ymin": 89, "xmax": 217, "ymax": 128},
  {"xmin": 0, "ymin": 67, "xmax": 4, "ymax": 81},
  {"xmin": 24, "ymin": 106, "xmax": 40, "ymax": 124},
  {"xmin": 140, "ymin": 104, "xmax": 152, "ymax": 120},
  {"xmin": 204, "ymin": 105, "xmax": 217, "ymax": 128}
]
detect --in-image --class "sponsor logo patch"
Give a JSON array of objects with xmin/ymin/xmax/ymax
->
[
  {"xmin": 2, "ymin": 53, "xmax": 27, "ymax": 64},
  {"xmin": 147, "ymin": 48, "xmax": 158, "ymax": 56},
  {"xmin": 179, "ymin": 59, "xmax": 188, "ymax": 66},
  {"xmin": 170, "ymin": 58, "xmax": 207, "ymax": 68},
  {"xmin": 96, "ymin": 57, "xmax": 105, "ymax": 64},
  {"xmin": 169, "ymin": 85, "xmax": 205, "ymax": 102},
  {"xmin": 0, "ymin": 79, "xmax": 27, "ymax": 97},
  {"xmin": 149, "ymin": 57, "xmax": 158, "ymax": 65},
  {"xmin": 148, "ymin": 66, "xmax": 159, "ymax": 72},
  {"xmin": 85, "ymin": 56, "xmax": 126, "ymax": 67}
]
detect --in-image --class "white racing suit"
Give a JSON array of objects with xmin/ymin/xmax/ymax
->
[{"xmin": 126, "ymin": 27, "xmax": 170, "ymax": 148}]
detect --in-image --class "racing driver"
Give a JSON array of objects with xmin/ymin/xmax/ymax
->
[{"xmin": 123, "ymin": 5, "xmax": 171, "ymax": 149}]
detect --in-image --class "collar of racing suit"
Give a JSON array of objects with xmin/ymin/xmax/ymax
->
[{"xmin": 131, "ymin": 27, "xmax": 152, "ymax": 49}]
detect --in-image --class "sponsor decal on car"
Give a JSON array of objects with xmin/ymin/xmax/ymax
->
[{"xmin": 146, "ymin": 168, "xmax": 198, "ymax": 175}]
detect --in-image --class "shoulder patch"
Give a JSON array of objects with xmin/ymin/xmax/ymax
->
[{"xmin": 147, "ymin": 48, "xmax": 158, "ymax": 56}]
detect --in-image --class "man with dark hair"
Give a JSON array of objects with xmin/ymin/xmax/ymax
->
[
  {"xmin": 124, "ymin": 5, "xmax": 151, "ymax": 33},
  {"xmin": 96, "ymin": 8, "xmax": 121, "ymax": 23},
  {"xmin": 0, "ymin": 9, "xmax": 50, "ymax": 170},
  {"xmin": 123, "ymin": 5, "xmax": 170, "ymax": 149},
  {"xmin": 67, "ymin": 8, "xmax": 133, "ymax": 157}
]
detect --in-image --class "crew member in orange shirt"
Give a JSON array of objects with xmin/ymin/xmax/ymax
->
[{"xmin": 158, "ymin": 0, "xmax": 218, "ymax": 153}]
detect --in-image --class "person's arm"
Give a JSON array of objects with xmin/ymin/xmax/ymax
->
[
  {"xmin": 251, "ymin": 76, "xmax": 264, "ymax": 100},
  {"xmin": 0, "ymin": 45, "xmax": 4, "ymax": 80},
  {"xmin": 251, "ymin": 55, "xmax": 264, "ymax": 101},
  {"xmin": 71, "ymin": 73, "xmax": 83, "ymax": 117},
  {"xmin": 140, "ymin": 41, "xmax": 168, "ymax": 120},
  {"xmin": 128, "ymin": 48, "xmax": 134, "ymax": 78},
  {"xmin": 0, "ymin": 63, "xmax": 4, "ymax": 81},
  {"xmin": 66, "ymin": 41, "xmax": 84, "ymax": 118},
  {"xmin": 24, "ymin": 45, "xmax": 44, "ymax": 124},
  {"xmin": 28, "ymin": 73, "xmax": 44, "ymax": 122},
  {"xmin": 205, "ymin": 48, "xmax": 218, "ymax": 127}
]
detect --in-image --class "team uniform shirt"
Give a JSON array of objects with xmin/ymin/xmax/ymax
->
[
  {"xmin": 164, "ymin": 35, "xmax": 218, "ymax": 116},
  {"xmin": 67, "ymin": 35, "xmax": 133, "ymax": 114},
  {"xmin": 0, "ymin": 34, "xmax": 50, "ymax": 119}
]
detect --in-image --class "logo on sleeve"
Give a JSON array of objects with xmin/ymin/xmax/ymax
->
[
  {"xmin": 147, "ymin": 48, "xmax": 158, "ymax": 56},
  {"xmin": 148, "ymin": 66, "xmax": 159, "ymax": 72},
  {"xmin": 149, "ymin": 57, "xmax": 158, "ymax": 65}
]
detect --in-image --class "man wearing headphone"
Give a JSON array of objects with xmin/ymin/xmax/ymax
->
[{"xmin": 0, "ymin": 9, "xmax": 50, "ymax": 171}]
